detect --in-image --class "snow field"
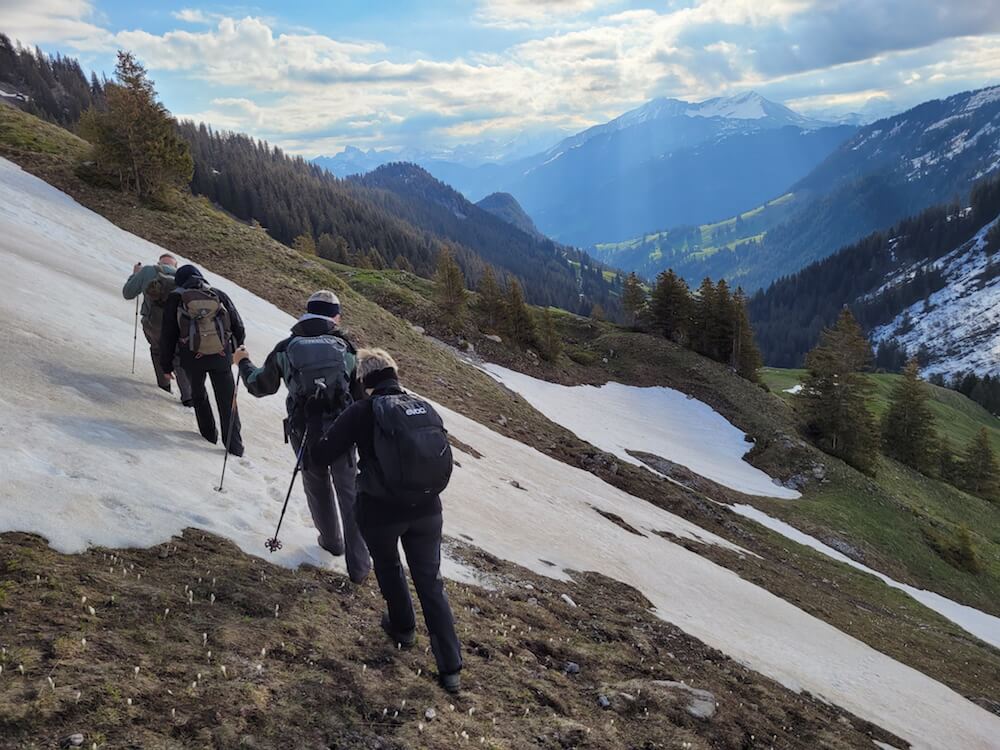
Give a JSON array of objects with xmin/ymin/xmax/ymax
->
[
  {"xmin": 1, "ymin": 158, "xmax": 1000, "ymax": 748},
  {"xmin": 480, "ymin": 363, "xmax": 800, "ymax": 499}
]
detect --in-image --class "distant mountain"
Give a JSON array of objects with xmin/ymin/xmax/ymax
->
[
  {"xmin": 475, "ymin": 192, "xmax": 544, "ymax": 239},
  {"xmin": 350, "ymin": 163, "xmax": 619, "ymax": 315},
  {"xmin": 597, "ymin": 85, "xmax": 1000, "ymax": 291},
  {"xmin": 747, "ymin": 174, "xmax": 1000, "ymax": 377},
  {"xmin": 497, "ymin": 92, "xmax": 853, "ymax": 247}
]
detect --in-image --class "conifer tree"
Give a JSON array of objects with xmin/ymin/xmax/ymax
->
[
  {"xmin": 881, "ymin": 359, "xmax": 938, "ymax": 472},
  {"xmin": 505, "ymin": 278, "xmax": 536, "ymax": 348},
  {"xmin": 650, "ymin": 269, "xmax": 690, "ymax": 342},
  {"xmin": 476, "ymin": 266, "xmax": 505, "ymax": 331},
  {"xmin": 802, "ymin": 309, "xmax": 879, "ymax": 473},
  {"xmin": 709, "ymin": 279, "xmax": 736, "ymax": 361},
  {"xmin": 960, "ymin": 428, "xmax": 999, "ymax": 501},
  {"xmin": 621, "ymin": 272, "xmax": 646, "ymax": 328},
  {"xmin": 434, "ymin": 246, "xmax": 466, "ymax": 323},
  {"xmin": 79, "ymin": 51, "xmax": 192, "ymax": 199},
  {"xmin": 393, "ymin": 254, "xmax": 415, "ymax": 273},
  {"xmin": 292, "ymin": 233, "xmax": 316, "ymax": 255},
  {"xmin": 732, "ymin": 288, "xmax": 762, "ymax": 381},
  {"xmin": 538, "ymin": 309, "xmax": 562, "ymax": 362},
  {"xmin": 691, "ymin": 277, "xmax": 718, "ymax": 356}
]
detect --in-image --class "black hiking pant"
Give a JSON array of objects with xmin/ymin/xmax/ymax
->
[
  {"xmin": 183, "ymin": 355, "xmax": 243, "ymax": 456},
  {"xmin": 361, "ymin": 512, "xmax": 462, "ymax": 676}
]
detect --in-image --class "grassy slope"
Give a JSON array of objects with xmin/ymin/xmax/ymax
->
[
  {"xmin": 758, "ymin": 367, "xmax": 1000, "ymax": 610},
  {"xmin": 2, "ymin": 102, "xmax": 1000, "ymax": 718}
]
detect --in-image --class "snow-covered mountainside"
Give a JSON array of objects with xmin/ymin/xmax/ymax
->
[
  {"xmin": 871, "ymin": 215, "xmax": 1000, "ymax": 378},
  {"xmin": 3, "ymin": 157, "xmax": 1000, "ymax": 748}
]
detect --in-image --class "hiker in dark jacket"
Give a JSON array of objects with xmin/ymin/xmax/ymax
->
[
  {"xmin": 234, "ymin": 290, "xmax": 370, "ymax": 584},
  {"xmin": 122, "ymin": 253, "xmax": 192, "ymax": 404},
  {"xmin": 160, "ymin": 264, "xmax": 245, "ymax": 456},
  {"xmin": 312, "ymin": 348, "xmax": 463, "ymax": 693}
]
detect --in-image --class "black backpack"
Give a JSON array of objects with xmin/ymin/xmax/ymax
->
[
  {"xmin": 370, "ymin": 393, "xmax": 453, "ymax": 505},
  {"xmin": 285, "ymin": 334, "xmax": 352, "ymax": 424}
]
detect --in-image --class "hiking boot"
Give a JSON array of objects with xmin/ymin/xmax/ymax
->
[
  {"xmin": 349, "ymin": 566, "xmax": 371, "ymax": 586},
  {"xmin": 381, "ymin": 613, "xmax": 415, "ymax": 648},
  {"xmin": 439, "ymin": 671, "xmax": 461, "ymax": 694},
  {"xmin": 181, "ymin": 399, "xmax": 193, "ymax": 408},
  {"xmin": 317, "ymin": 535, "xmax": 345, "ymax": 557}
]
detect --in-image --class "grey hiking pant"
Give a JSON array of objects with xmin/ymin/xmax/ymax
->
[
  {"xmin": 292, "ymin": 431, "xmax": 371, "ymax": 582},
  {"xmin": 143, "ymin": 318, "xmax": 191, "ymax": 401}
]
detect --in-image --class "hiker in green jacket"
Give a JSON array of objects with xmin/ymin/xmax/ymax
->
[{"xmin": 122, "ymin": 253, "xmax": 192, "ymax": 405}]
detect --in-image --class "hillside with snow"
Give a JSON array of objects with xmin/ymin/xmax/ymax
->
[
  {"xmin": 3, "ymin": 156, "xmax": 1000, "ymax": 748},
  {"xmin": 871, "ymin": 215, "xmax": 1000, "ymax": 378}
]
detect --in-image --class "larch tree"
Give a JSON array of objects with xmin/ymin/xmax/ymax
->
[
  {"xmin": 538, "ymin": 308, "xmax": 562, "ymax": 362},
  {"xmin": 621, "ymin": 272, "xmax": 646, "ymax": 328},
  {"xmin": 961, "ymin": 428, "xmax": 999, "ymax": 501},
  {"xmin": 504, "ymin": 278, "xmax": 536, "ymax": 348},
  {"xmin": 476, "ymin": 266, "xmax": 505, "ymax": 332},
  {"xmin": 881, "ymin": 359, "xmax": 938, "ymax": 472},
  {"xmin": 292, "ymin": 233, "xmax": 317, "ymax": 255},
  {"xmin": 79, "ymin": 50, "xmax": 192, "ymax": 200},
  {"xmin": 802, "ymin": 309, "xmax": 880, "ymax": 473},
  {"xmin": 434, "ymin": 246, "xmax": 467, "ymax": 323}
]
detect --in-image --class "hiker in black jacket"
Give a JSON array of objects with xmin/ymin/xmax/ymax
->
[
  {"xmin": 234, "ymin": 290, "xmax": 370, "ymax": 584},
  {"xmin": 312, "ymin": 348, "xmax": 463, "ymax": 693},
  {"xmin": 160, "ymin": 264, "xmax": 245, "ymax": 456}
]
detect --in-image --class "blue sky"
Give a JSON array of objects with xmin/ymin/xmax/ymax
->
[{"xmin": 4, "ymin": 1, "xmax": 1000, "ymax": 157}]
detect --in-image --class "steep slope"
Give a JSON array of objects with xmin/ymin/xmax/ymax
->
[
  {"xmin": 351, "ymin": 162, "xmax": 617, "ymax": 314},
  {"xmin": 4, "ymin": 156, "xmax": 1000, "ymax": 748},
  {"xmin": 475, "ymin": 191, "xmax": 544, "ymax": 240},
  {"xmin": 598, "ymin": 85, "xmax": 1000, "ymax": 290},
  {"xmin": 748, "ymin": 175, "xmax": 1000, "ymax": 371}
]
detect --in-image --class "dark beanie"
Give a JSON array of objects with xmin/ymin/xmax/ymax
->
[
  {"xmin": 306, "ymin": 290, "xmax": 341, "ymax": 320},
  {"xmin": 174, "ymin": 264, "xmax": 204, "ymax": 288}
]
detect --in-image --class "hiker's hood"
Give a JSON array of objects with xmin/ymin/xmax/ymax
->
[
  {"xmin": 174, "ymin": 264, "xmax": 205, "ymax": 289},
  {"xmin": 291, "ymin": 315, "xmax": 337, "ymax": 337}
]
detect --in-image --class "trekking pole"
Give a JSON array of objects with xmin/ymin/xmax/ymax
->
[
  {"xmin": 215, "ymin": 374, "xmax": 241, "ymax": 492},
  {"xmin": 265, "ymin": 425, "xmax": 310, "ymax": 553},
  {"xmin": 130, "ymin": 297, "xmax": 139, "ymax": 375}
]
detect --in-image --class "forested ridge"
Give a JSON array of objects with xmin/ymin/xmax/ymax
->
[{"xmin": 748, "ymin": 175, "xmax": 1000, "ymax": 369}]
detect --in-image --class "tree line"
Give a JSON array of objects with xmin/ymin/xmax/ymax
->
[
  {"xmin": 0, "ymin": 33, "xmax": 106, "ymax": 127},
  {"xmin": 617, "ymin": 269, "xmax": 762, "ymax": 381},
  {"xmin": 797, "ymin": 310, "xmax": 998, "ymax": 514}
]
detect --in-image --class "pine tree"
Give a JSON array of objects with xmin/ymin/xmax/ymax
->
[
  {"xmin": 78, "ymin": 51, "xmax": 193, "ymax": 199},
  {"xmin": 960, "ymin": 428, "xmax": 999, "ymax": 501},
  {"xmin": 650, "ymin": 269, "xmax": 690, "ymax": 342},
  {"xmin": 709, "ymin": 280, "xmax": 736, "ymax": 362},
  {"xmin": 476, "ymin": 266, "xmax": 505, "ymax": 332},
  {"xmin": 538, "ymin": 309, "xmax": 562, "ymax": 362},
  {"xmin": 691, "ymin": 278, "xmax": 718, "ymax": 357},
  {"xmin": 621, "ymin": 272, "xmax": 646, "ymax": 328},
  {"xmin": 881, "ymin": 359, "xmax": 938, "ymax": 472},
  {"xmin": 732, "ymin": 288, "xmax": 762, "ymax": 381},
  {"xmin": 292, "ymin": 233, "xmax": 316, "ymax": 255},
  {"xmin": 434, "ymin": 246, "xmax": 466, "ymax": 323},
  {"xmin": 802, "ymin": 309, "xmax": 880, "ymax": 473},
  {"xmin": 505, "ymin": 278, "xmax": 536, "ymax": 348}
]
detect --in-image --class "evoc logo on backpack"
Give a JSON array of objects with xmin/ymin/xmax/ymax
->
[{"xmin": 405, "ymin": 406, "xmax": 428, "ymax": 416}]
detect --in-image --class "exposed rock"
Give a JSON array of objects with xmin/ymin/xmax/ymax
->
[
  {"xmin": 652, "ymin": 680, "xmax": 717, "ymax": 720},
  {"xmin": 484, "ymin": 334, "xmax": 502, "ymax": 344},
  {"xmin": 564, "ymin": 661, "xmax": 581, "ymax": 675},
  {"xmin": 560, "ymin": 593, "xmax": 578, "ymax": 608},
  {"xmin": 424, "ymin": 707, "xmax": 437, "ymax": 721},
  {"xmin": 598, "ymin": 694, "xmax": 611, "ymax": 709},
  {"xmin": 609, "ymin": 679, "xmax": 717, "ymax": 721},
  {"xmin": 509, "ymin": 480, "xmax": 526, "ymax": 491},
  {"xmin": 497, "ymin": 415, "xmax": 508, "ymax": 427},
  {"xmin": 61, "ymin": 735, "xmax": 85, "ymax": 748},
  {"xmin": 408, "ymin": 323, "xmax": 425, "ymax": 335}
]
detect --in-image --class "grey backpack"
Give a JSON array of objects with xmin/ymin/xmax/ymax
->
[{"xmin": 284, "ymin": 334, "xmax": 352, "ymax": 422}]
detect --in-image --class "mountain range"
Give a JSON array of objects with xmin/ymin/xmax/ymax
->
[{"xmin": 595, "ymin": 85, "xmax": 1000, "ymax": 291}]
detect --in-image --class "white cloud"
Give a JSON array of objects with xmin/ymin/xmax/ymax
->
[
  {"xmin": 474, "ymin": 0, "xmax": 620, "ymax": 29},
  {"xmin": 0, "ymin": 0, "xmax": 110, "ymax": 48},
  {"xmin": 171, "ymin": 9, "xmax": 214, "ymax": 25}
]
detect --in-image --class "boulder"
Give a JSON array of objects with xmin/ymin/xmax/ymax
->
[{"xmin": 485, "ymin": 334, "xmax": 502, "ymax": 344}]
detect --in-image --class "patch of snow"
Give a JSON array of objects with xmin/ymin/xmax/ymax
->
[
  {"xmin": 2, "ymin": 157, "xmax": 1000, "ymax": 749},
  {"xmin": 783, "ymin": 384, "xmax": 803, "ymax": 395},
  {"xmin": 731, "ymin": 505, "xmax": 1000, "ymax": 651},
  {"xmin": 480, "ymin": 363, "xmax": 800, "ymax": 499},
  {"xmin": 963, "ymin": 86, "xmax": 1000, "ymax": 112}
]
